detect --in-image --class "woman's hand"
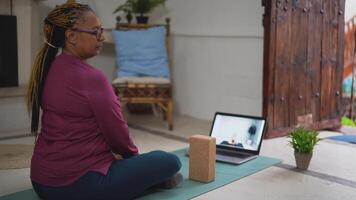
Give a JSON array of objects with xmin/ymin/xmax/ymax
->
[{"xmin": 112, "ymin": 152, "xmax": 123, "ymax": 160}]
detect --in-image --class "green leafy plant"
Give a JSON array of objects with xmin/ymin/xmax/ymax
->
[
  {"xmin": 114, "ymin": 0, "xmax": 166, "ymax": 16},
  {"xmin": 288, "ymin": 127, "xmax": 321, "ymax": 154},
  {"xmin": 341, "ymin": 116, "xmax": 356, "ymax": 127},
  {"xmin": 113, "ymin": 1, "xmax": 132, "ymax": 14}
]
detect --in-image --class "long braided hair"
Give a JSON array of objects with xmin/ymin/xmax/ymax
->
[{"xmin": 26, "ymin": 2, "xmax": 92, "ymax": 137}]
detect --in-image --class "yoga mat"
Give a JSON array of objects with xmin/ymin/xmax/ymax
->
[
  {"xmin": 138, "ymin": 149, "xmax": 280, "ymax": 200},
  {"xmin": 0, "ymin": 190, "xmax": 37, "ymax": 200},
  {"xmin": 326, "ymin": 135, "xmax": 356, "ymax": 144},
  {"xmin": 0, "ymin": 149, "xmax": 281, "ymax": 200}
]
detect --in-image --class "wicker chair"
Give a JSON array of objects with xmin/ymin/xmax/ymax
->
[{"xmin": 112, "ymin": 17, "xmax": 174, "ymax": 130}]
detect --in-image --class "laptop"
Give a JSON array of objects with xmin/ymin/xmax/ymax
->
[{"xmin": 207, "ymin": 112, "xmax": 266, "ymax": 165}]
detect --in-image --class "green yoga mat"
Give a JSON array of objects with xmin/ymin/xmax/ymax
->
[{"xmin": 0, "ymin": 149, "xmax": 281, "ymax": 200}]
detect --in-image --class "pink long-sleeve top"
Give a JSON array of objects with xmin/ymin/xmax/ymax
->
[{"xmin": 30, "ymin": 53, "xmax": 138, "ymax": 187}]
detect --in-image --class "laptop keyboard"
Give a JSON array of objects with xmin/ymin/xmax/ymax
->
[{"xmin": 216, "ymin": 149, "xmax": 251, "ymax": 158}]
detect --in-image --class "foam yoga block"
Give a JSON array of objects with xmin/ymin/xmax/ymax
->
[{"xmin": 189, "ymin": 135, "xmax": 216, "ymax": 182}]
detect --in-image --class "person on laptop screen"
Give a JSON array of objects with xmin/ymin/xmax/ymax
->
[
  {"xmin": 220, "ymin": 133, "xmax": 244, "ymax": 148},
  {"xmin": 212, "ymin": 114, "xmax": 264, "ymax": 151}
]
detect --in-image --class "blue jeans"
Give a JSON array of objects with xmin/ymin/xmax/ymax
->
[{"xmin": 32, "ymin": 150, "xmax": 181, "ymax": 200}]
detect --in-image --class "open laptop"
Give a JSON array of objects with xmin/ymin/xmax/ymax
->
[{"xmin": 208, "ymin": 112, "xmax": 267, "ymax": 165}]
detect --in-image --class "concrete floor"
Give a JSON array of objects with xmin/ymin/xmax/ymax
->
[{"xmin": 1, "ymin": 113, "xmax": 356, "ymax": 199}]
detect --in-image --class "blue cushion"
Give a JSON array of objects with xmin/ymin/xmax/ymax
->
[{"xmin": 112, "ymin": 26, "xmax": 169, "ymax": 78}]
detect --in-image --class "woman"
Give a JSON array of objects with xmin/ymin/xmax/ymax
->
[{"xmin": 27, "ymin": 2, "xmax": 181, "ymax": 200}]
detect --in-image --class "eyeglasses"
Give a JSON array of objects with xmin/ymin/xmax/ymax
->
[{"xmin": 71, "ymin": 27, "xmax": 104, "ymax": 40}]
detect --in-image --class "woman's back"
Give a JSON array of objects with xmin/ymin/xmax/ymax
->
[{"xmin": 31, "ymin": 53, "xmax": 115, "ymax": 187}]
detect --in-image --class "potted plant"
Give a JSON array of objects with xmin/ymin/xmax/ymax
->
[
  {"xmin": 113, "ymin": 0, "xmax": 134, "ymax": 23},
  {"xmin": 288, "ymin": 127, "xmax": 321, "ymax": 170},
  {"xmin": 114, "ymin": 0, "xmax": 166, "ymax": 24}
]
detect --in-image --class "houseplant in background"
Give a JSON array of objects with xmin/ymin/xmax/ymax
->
[
  {"xmin": 114, "ymin": 0, "xmax": 166, "ymax": 24},
  {"xmin": 113, "ymin": 0, "xmax": 134, "ymax": 23},
  {"xmin": 288, "ymin": 127, "xmax": 321, "ymax": 170}
]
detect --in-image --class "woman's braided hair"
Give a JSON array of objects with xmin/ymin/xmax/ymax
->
[{"xmin": 26, "ymin": 2, "xmax": 92, "ymax": 137}]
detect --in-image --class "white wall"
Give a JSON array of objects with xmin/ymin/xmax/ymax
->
[
  {"xmin": 172, "ymin": 36, "xmax": 263, "ymax": 119},
  {"xmin": 346, "ymin": 0, "xmax": 356, "ymax": 21},
  {"xmin": 31, "ymin": 0, "xmax": 264, "ymax": 120},
  {"xmin": 167, "ymin": 0, "xmax": 264, "ymax": 119}
]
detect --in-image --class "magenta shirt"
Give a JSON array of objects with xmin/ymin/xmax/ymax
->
[{"xmin": 30, "ymin": 53, "xmax": 139, "ymax": 187}]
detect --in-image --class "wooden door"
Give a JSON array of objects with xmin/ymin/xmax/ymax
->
[{"xmin": 262, "ymin": 0, "xmax": 345, "ymax": 138}]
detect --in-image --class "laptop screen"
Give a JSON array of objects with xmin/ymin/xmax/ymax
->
[{"xmin": 210, "ymin": 113, "xmax": 266, "ymax": 152}]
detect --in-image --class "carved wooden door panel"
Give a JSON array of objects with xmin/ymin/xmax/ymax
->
[{"xmin": 262, "ymin": 0, "xmax": 345, "ymax": 138}]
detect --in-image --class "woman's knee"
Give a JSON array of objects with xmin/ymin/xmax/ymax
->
[{"xmin": 149, "ymin": 150, "xmax": 181, "ymax": 172}]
